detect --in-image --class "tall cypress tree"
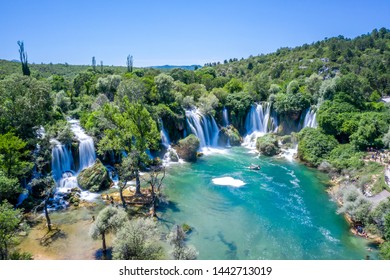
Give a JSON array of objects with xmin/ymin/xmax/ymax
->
[{"xmin": 17, "ymin": 41, "xmax": 30, "ymax": 76}]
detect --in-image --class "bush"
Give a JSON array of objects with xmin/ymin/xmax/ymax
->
[
  {"xmin": 298, "ymin": 128, "xmax": 338, "ymax": 166},
  {"xmin": 256, "ymin": 134, "xmax": 279, "ymax": 156},
  {"xmin": 327, "ymin": 144, "xmax": 364, "ymax": 171}
]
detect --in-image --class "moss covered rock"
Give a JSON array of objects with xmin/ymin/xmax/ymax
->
[
  {"xmin": 218, "ymin": 125, "xmax": 242, "ymax": 146},
  {"xmin": 176, "ymin": 134, "xmax": 200, "ymax": 162},
  {"xmin": 256, "ymin": 134, "xmax": 280, "ymax": 156},
  {"xmin": 77, "ymin": 159, "xmax": 111, "ymax": 192}
]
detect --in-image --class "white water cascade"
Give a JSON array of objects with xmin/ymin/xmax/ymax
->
[
  {"xmin": 185, "ymin": 109, "xmax": 219, "ymax": 148},
  {"xmin": 243, "ymin": 103, "xmax": 278, "ymax": 148},
  {"xmin": 159, "ymin": 119, "xmax": 183, "ymax": 165},
  {"xmin": 50, "ymin": 120, "xmax": 99, "ymax": 209},
  {"xmin": 68, "ymin": 119, "xmax": 96, "ymax": 171},
  {"xmin": 160, "ymin": 119, "xmax": 171, "ymax": 149},
  {"xmin": 301, "ymin": 108, "xmax": 317, "ymax": 129},
  {"xmin": 222, "ymin": 107, "xmax": 229, "ymax": 127}
]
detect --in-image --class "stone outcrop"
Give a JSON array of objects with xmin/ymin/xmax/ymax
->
[
  {"xmin": 77, "ymin": 159, "xmax": 111, "ymax": 192},
  {"xmin": 175, "ymin": 134, "xmax": 200, "ymax": 162}
]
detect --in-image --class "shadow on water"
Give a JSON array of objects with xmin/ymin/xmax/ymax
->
[
  {"xmin": 159, "ymin": 200, "xmax": 181, "ymax": 213},
  {"xmin": 39, "ymin": 228, "xmax": 67, "ymax": 247},
  {"xmin": 95, "ymin": 248, "xmax": 112, "ymax": 260},
  {"xmin": 217, "ymin": 231, "xmax": 238, "ymax": 259}
]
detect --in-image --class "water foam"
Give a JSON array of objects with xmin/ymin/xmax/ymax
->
[{"xmin": 212, "ymin": 176, "xmax": 246, "ymax": 187}]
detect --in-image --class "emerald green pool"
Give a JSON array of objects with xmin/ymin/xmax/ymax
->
[{"xmin": 160, "ymin": 147, "xmax": 376, "ymax": 259}]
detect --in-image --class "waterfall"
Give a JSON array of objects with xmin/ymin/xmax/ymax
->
[
  {"xmin": 243, "ymin": 103, "xmax": 278, "ymax": 148},
  {"xmin": 300, "ymin": 108, "xmax": 318, "ymax": 129},
  {"xmin": 222, "ymin": 107, "xmax": 229, "ymax": 127},
  {"xmin": 68, "ymin": 119, "xmax": 96, "ymax": 172},
  {"xmin": 244, "ymin": 103, "xmax": 278, "ymax": 134},
  {"xmin": 185, "ymin": 109, "xmax": 219, "ymax": 148},
  {"xmin": 51, "ymin": 139, "xmax": 74, "ymax": 181},
  {"xmin": 49, "ymin": 120, "xmax": 99, "ymax": 209},
  {"xmin": 159, "ymin": 119, "xmax": 171, "ymax": 149}
]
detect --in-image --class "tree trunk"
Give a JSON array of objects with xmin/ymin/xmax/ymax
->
[
  {"xmin": 135, "ymin": 170, "xmax": 142, "ymax": 196},
  {"xmin": 119, "ymin": 181, "xmax": 127, "ymax": 209},
  {"xmin": 102, "ymin": 231, "xmax": 107, "ymax": 254},
  {"xmin": 44, "ymin": 199, "xmax": 52, "ymax": 232},
  {"xmin": 151, "ymin": 185, "xmax": 156, "ymax": 217}
]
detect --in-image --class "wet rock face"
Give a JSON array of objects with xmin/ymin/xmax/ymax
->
[
  {"xmin": 175, "ymin": 135, "xmax": 200, "ymax": 162},
  {"xmin": 77, "ymin": 159, "xmax": 111, "ymax": 192}
]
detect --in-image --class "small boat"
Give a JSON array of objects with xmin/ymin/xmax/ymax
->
[{"xmin": 249, "ymin": 164, "xmax": 261, "ymax": 170}]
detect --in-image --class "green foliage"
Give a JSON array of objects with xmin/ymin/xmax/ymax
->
[
  {"xmin": 298, "ymin": 128, "xmax": 338, "ymax": 166},
  {"xmin": 122, "ymin": 99, "xmax": 159, "ymax": 152},
  {"xmin": 168, "ymin": 225, "xmax": 197, "ymax": 260},
  {"xmin": 274, "ymin": 91, "xmax": 310, "ymax": 116},
  {"xmin": 384, "ymin": 213, "xmax": 390, "ymax": 241},
  {"xmin": 154, "ymin": 73, "xmax": 175, "ymax": 104},
  {"xmin": 112, "ymin": 218, "xmax": 164, "ymax": 260},
  {"xmin": 224, "ymin": 78, "xmax": 243, "ymax": 93},
  {"xmin": 0, "ymin": 132, "xmax": 33, "ymax": 178},
  {"xmin": 90, "ymin": 206, "xmax": 128, "ymax": 252},
  {"xmin": 337, "ymin": 185, "xmax": 372, "ymax": 224},
  {"xmin": 349, "ymin": 112, "xmax": 389, "ymax": 150},
  {"xmin": 116, "ymin": 76, "xmax": 145, "ymax": 104},
  {"xmin": 198, "ymin": 93, "xmax": 219, "ymax": 116},
  {"xmin": 256, "ymin": 134, "xmax": 280, "ymax": 156},
  {"xmin": 0, "ymin": 200, "xmax": 23, "ymax": 260},
  {"xmin": 0, "ymin": 75, "xmax": 53, "ymax": 138},
  {"xmin": 0, "ymin": 171, "xmax": 22, "ymax": 203},
  {"xmin": 327, "ymin": 144, "xmax": 364, "ymax": 171},
  {"xmin": 380, "ymin": 242, "xmax": 390, "ymax": 260},
  {"xmin": 96, "ymin": 75, "xmax": 121, "ymax": 101},
  {"xmin": 226, "ymin": 92, "xmax": 253, "ymax": 130}
]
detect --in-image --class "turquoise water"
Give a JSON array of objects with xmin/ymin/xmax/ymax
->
[{"xmin": 159, "ymin": 147, "xmax": 375, "ymax": 260}]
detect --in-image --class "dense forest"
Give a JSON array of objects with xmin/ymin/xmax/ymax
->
[{"xmin": 1, "ymin": 28, "xmax": 390, "ymax": 260}]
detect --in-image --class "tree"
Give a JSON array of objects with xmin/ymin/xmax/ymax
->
[
  {"xmin": 298, "ymin": 128, "xmax": 338, "ymax": 167},
  {"xmin": 122, "ymin": 100, "xmax": 159, "ymax": 195},
  {"xmin": 0, "ymin": 200, "xmax": 23, "ymax": 260},
  {"xmin": 168, "ymin": 225, "xmax": 197, "ymax": 260},
  {"xmin": 145, "ymin": 165, "xmax": 165, "ymax": 217},
  {"xmin": 127, "ymin": 55, "xmax": 133, "ymax": 73},
  {"xmin": 31, "ymin": 176, "xmax": 55, "ymax": 232},
  {"xmin": 154, "ymin": 73, "xmax": 175, "ymax": 104},
  {"xmin": 17, "ymin": 41, "xmax": 30, "ymax": 76},
  {"xmin": 116, "ymin": 77, "xmax": 146, "ymax": 104},
  {"xmin": 0, "ymin": 75, "xmax": 53, "ymax": 138},
  {"xmin": 0, "ymin": 132, "xmax": 33, "ymax": 179},
  {"xmin": 90, "ymin": 206, "xmax": 128, "ymax": 256},
  {"xmin": 96, "ymin": 75, "xmax": 121, "ymax": 101},
  {"xmin": 92, "ymin": 56, "xmax": 96, "ymax": 71},
  {"xmin": 198, "ymin": 93, "xmax": 219, "ymax": 116},
  {"xmin": 117, "ymin": 156, "xmax": 136, "ymax": 209},
  {"xmin": 112, "ymin": 218, "xmax": 164, "ymax": 260},
  {"xmin": 0, "ymin": 171, "xmax": 22, "ymax": 204}
]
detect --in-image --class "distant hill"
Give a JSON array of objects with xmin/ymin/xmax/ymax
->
[{"xmin": 148, "ymin": 65, "xmax": 201, "ymax": 71}]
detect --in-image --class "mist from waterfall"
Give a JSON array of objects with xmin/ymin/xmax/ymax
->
[{"xmin": 185, "ymin": 109, "xmax": 219, "ymax": 148}]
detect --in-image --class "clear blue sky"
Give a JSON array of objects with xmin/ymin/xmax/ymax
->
[{"xmin": 1, "ymin": 0, "xmax": 389, "ymax": 67}]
